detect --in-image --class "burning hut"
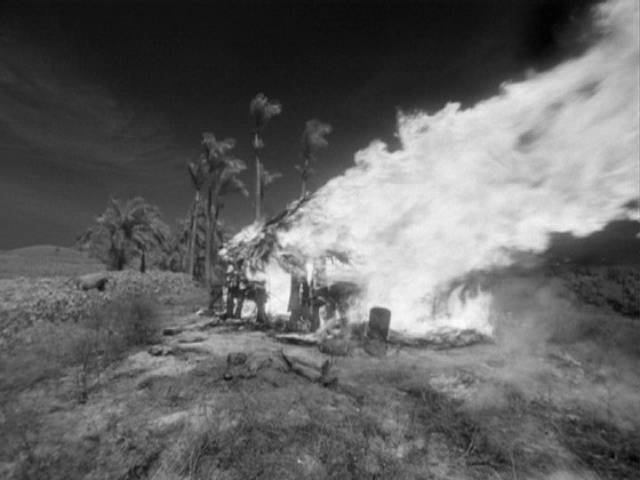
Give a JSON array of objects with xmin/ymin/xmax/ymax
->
[{"xmin": 222, "ymin": 196, "xmax": 358, "ymax": 331}]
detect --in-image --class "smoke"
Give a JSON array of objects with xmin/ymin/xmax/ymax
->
[{"xmin": 277, "ymin": 0, "xmax": 639, "ymax": 334}]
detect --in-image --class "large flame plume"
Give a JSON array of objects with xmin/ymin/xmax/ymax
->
[{"xmin": 275, "ymin": 0, "xmax": 639, "ymax": 334}]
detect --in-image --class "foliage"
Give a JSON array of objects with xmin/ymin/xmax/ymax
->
[
  {"xmin": 0, "ymin": 293, "xmax": 161, "ymax": 404},
  {"xmin": 297, "ymin": 119, "xmax": 332, "ymax": 197},
  {"xmin": 250, "ymin": 92, "xmax": 282, "ymax": 134},
  {"xmin": 78, "ymin": 197, "xmax": 170, "ymax": 271}
]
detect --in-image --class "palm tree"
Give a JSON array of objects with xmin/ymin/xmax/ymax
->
[
  {"xmin": 81, "ymin": 197, "xmax": 169, "ymax": 271},
  {"xmin": 297, "ymin": 119, "xmax": 332, "ymax": 198},
  {"xmin": 250, "ymin": 93, "xmax": 282, "ymax": 220},
  {"xmin": 200, "ymin": 133, "xmax": 248, "ymax": 308},
  {"xmin": 186, "ymin": 160, "xmax": 206, "ymax": 278}
]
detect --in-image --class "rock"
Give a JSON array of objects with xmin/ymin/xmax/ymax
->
[
  {"xmin": 246, "ymin": 354, "xmax": 273, "ymax": 375},
  {"xmin": 162, "ymin": 327, "xmax": 183, "ymax": 336},
  {"xmin": 147, "ymin": 345, "xmax": 173, "ymax": 356},
  {"xmin": 150, "ymin": 411, "xmax": 189, "ymax": 434},
  {"xmin": 227, "ymin": 352, "xmax": 248, "ymax": 366},
  {"xmin": 76, "ymin": 272, "xmax": 109, "ymax": 291},
  {"xmin": 224, "ymin": 352, "xmax": 249, "ymax": 380}
]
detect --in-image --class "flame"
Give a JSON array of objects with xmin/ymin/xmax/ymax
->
[
  {"xmin": 264, "ymin": 261, "xmax": 291, "ymax": 316},
  {"xmin": 305, "ymin": 261, "xmax": 314, "ymax": 285},
  {"xmin": 270, "ymin": 0, "xmax": 639, "ymax": 334}
]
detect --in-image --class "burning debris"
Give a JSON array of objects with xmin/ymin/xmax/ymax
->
[{"xmin": 222, "ymin": 196, "xmax": 357, "ymax": 333}]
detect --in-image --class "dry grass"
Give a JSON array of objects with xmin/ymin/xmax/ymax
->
[
  {"xmin": 557, "ymin": 410, "xmax": 640, "ymax": 480},
  {"xmin": 171, "ymin": 390, "xmax": 408, "ymax": 480},
  {"xmin": 1, "ymin": 294, "xmax": 161, "ymax": 401},
  {"xmin": 0, "ymin": 294, "xmax": 162, "ymax": 477}
]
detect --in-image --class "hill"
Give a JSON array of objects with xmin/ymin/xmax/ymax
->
[{"xmin": 0, "ymin": 245, "xmax": 104, "ymax": 279}]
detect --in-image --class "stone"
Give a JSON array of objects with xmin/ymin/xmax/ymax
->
[
  {"xmin": 147, "ymin": 345, "xmax": 173, "ymax": 356},
  {"xmin": 162, "ymin": 327, "xmax": 183, "ymax": 336},
  {"xmin": 76, "ymin": 273, "xmax": 109, "ymax": 291},
  {"xmin": 227, "ymin": 352, "xmax": 248, "ymax": 366}
]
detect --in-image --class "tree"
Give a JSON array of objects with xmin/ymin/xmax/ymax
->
[
  {"xmin": 186, "ymin": 160, "xmax": 206, "ymax": 278},
  {"xmin": 250, "ymin": 93, "xmax": 282, "ymax": 220},
  {"xmin": 199, "ymin": 133, "xmax": 248, "ymax": 309},
  {"xmin": 80, "ymin": 197, "xmax": 169, "ymax": 271},
  {"xmin": 297, "ymin": 119, "xmax": 332, "ymax": 198}
]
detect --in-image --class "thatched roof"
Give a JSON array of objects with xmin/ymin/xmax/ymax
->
[{"xmin": 223, "ymin": 196, "xmax": 349, "ymax": 277}]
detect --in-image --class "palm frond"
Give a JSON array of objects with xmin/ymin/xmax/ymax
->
[
  {"xmin": 261, "ymin": 168, "xmax": 282, "ymax": 189},
  {"xmin": 250, "ymin": 93, "xmax": 282, "ymax": 130},
  {"xmin": 302, "ymin": 119, "xmax": 332, "ymax": 158}
]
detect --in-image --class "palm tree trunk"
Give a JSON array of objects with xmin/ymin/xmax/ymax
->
[
  {"xmin": 300, "ymin": 159, "xmax": 309, "ymax": 198},
  {"xmin": 207, "ymin": 191, "xmax": 223, "ymax": 313},
  {"xmin": 115, "ymin": 247, "xmax": 126, "ymax": 271},
  {"xmin": 254, "ymin": 132, "xmax": 262, "ymax": 221},
  {"xmin": 188, "ymin": 192, "xmax": 200, "ymax": 278},
  {"xmin": 205, "ymin": 188, "xmax": 213, "ymax": 287},
  {"xmin": 140, "ymin": 248, "xmax": 146, "ymax": 273}
]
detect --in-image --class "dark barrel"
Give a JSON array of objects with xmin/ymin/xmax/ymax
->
[{"xmin": 368, "ymin": 307, "xmax": 391, "ymax": 341}]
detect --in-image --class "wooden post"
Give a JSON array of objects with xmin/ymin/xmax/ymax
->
[{"xmin": 368, "ymin": 307, "xmax": 391, "ymax": 341}]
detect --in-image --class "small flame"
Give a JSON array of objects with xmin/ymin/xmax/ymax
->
[{"xmin": 305, "ymin": 261, "xmax": 314, "ymax": 286}]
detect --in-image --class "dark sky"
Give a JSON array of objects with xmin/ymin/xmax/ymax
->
[{"xmin": 0, "ymin": 0, "xmax": 599, "ymax": 249}]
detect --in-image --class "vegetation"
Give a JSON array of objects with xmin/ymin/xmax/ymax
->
[
  {"xmin": 0, "ymin": 293, "xmax": 161, "ymax": 403},
  {"xmin": 78, "ymin": 197, "xmax": 170, "ymax": 272},
  {"xmin": 297, "ymin": 119, "xmax": 332, "ymax": 198},
  {"xmin": 186, "ymin": 159, "xmax": 207, "ymax": 278},
  {"xmin": 250, "ymin": 92, "xmax": 282, "ymax": 220},
  {"xmin": 72, "ymin": 94, "xmax": 335, "ymax": 326}
]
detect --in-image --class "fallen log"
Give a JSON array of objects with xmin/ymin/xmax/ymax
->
[
  {"xmin": 387, "ymin": 328, "xmax": 491, "ymax": 349},
  {"xmin": 279, "ymin": 350, "xmax": 337, "ymax": 387},
  {"xmin": 274, "ymin": 332, "xmax": 320, "ymax": 346}
]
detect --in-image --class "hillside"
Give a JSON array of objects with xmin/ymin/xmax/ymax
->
[{"xmin": 0, "ymin": 245, "xmax": 104, "ymax": 279}]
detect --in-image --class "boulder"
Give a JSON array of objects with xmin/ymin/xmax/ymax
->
[
  {"xmin": 148, "ymin": 345, "xmax": 173, "ymax": 356},
  {"xmin": 76, "ymin": 273, "xmax": 109, "ymax": 291}
]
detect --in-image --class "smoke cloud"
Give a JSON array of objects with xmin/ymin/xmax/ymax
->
[{"xmin": 278, "ymin": 0, "xmax": 639, "ymax": 334}]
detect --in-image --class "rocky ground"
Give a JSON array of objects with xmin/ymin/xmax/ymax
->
[{"xmin": 0, "ymin": 259, "xmax": 639, "ymax": 480}]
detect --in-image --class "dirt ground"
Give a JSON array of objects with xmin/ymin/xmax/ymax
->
[
  {"xmin": 1, "ymin": 271, "xmax": 639, "ymax": 480},
  {"xmin": 2, "ymin": 303, "xmax": 639, "ymax": 479}
]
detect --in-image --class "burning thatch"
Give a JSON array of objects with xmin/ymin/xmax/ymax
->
[{"xmin": 222, "ymin": 195, "xmax": 350, "ymax": 280}]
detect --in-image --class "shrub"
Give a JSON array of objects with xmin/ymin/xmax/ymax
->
[
  {"xmin": 0, "ymin": 294, "xmax": 161, "ymax": 406},
  {"xmin": 107, "ymin": 294, "xmax": 162, "ymax": 347}
]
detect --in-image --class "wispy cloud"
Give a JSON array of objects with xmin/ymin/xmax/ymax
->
[
  {"xmin": 0, "ymin": 26, "xmax": 180, "ymax": 169},
  {"xmin": 0, "ymin": 24, "xmax": 188, "ymax": 247}
]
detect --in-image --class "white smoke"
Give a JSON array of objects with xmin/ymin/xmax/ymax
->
[{"xmin": 277, "ymin": 0, "xmax": 639, "ymax": 334}]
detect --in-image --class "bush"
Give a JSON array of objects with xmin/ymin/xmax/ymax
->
[
  {"xmin": 107, "ymin": 294, "xmax": 161, "ymax": 347},
  {"xmin": 0, "ymin": 294, "xmax": 161, "ymax": 405}
]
